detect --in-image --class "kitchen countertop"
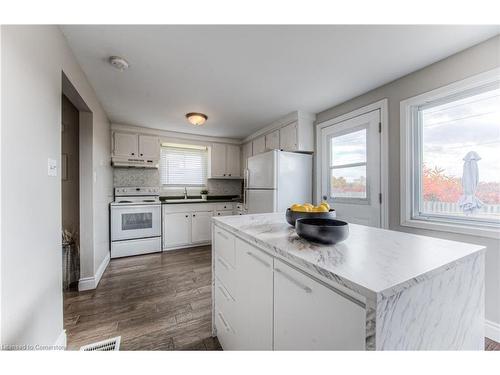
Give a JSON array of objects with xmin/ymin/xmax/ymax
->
[
  {"xmin": 161, "ymin": 195, "xmax": 242, "ymax": 204},
  {"xmin": 212, "ymin": 213, "xmax": 485, "ymax": 301}
]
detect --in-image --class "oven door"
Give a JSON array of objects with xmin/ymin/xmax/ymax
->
[{"xmin": 111, "ymin": 204, "xmax": 161, "ymax": 241}]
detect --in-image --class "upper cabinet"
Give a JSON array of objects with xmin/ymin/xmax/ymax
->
[
  {"xmin": 252, "ymin": 136, "xmax": 266, "ymax": 155},
  {"xmin": 279, "ymin": 121, "xmax": 298, "ymax": 151},
  {"xmin": 113, "ymin": 132, "xmax": 139, "ymax": 158},
  {"xmin": 265, "ymin": 130, "xmax": 280, "ymax": 151},
  {"xmin": 138, "ymin": 135, "xmax": 160, "ymax": 159},
  {"xmin": 209, "ymin": 143, "xmax": 241, "ymax": 178},
  {"xmin": 241, "ymin": 142, "xmax": 253, "ymax": 174},
  {"xmin": 112, "ymin": 131, "xmax": 160, "ymax": 160},
  {"xmin": 244, "ymin": 111, "xmax": 315, "ymax": 158}
]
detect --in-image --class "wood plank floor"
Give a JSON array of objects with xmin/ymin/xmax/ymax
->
[
  {"xmin": 64, "ymin": 245, "xmax": 221, "ymax": 350},
  {"xmin": 64, "ymin": 245, "xmax": 500, "ymax": 351}
]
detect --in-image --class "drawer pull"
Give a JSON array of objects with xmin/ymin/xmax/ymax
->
[
  {"xmin": 246, "ymin": 251, "xmax": 271, "ymax": 268},
  {"xmin": 275, "ymin": 268, "xmax": 312, "ymax": 293},
  {"xmin": 217, "ymin": 284, "xmax": 231, "ymax": 301},
  {"xmin": 217, "ymin": 231, "xmax": 229, "ymax": 240},
  {"xmin": 218, "ymin": 312, "xmax": 230, "ymax": 332},
  {"xmin": 217, "ymin": 257, "xmax": 230, "ymax": 270}
]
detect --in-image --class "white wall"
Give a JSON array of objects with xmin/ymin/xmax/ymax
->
[
  {"xmin": 315, "ymin": 35, "xmax": 500, "ymax": 333},
  {"xmin": 0, "ymin": 26, "xmax": 112, "ymax": 346}
]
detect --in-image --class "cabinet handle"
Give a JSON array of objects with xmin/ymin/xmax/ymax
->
[
  {"xmin": 275, "ymin": 268, "xmax": 312, "ymax": 293},
  {"xmin": 140, "ymin": 153, "xmax": 143, "ymax": 156},
  {"xmin": 131, "ymin": 152, "xmax": 135, "ymax": 155},
  {"xmin": 193, "ymin": 214, "xmax": 196, "ymax": 217},
  {"xmin": 228, "ymin": 174, "xmax": 231, "ymax": 176},
  {"xmin": 217, "ymin": 231, "xmax": 228, "ymax": 240},
  {"xmin": 217, "ymin": 257, "xmax": 230, "ymax": 270},
  {"xmin": 246, "ymin": 251, "xmax": 271, "ymax": 268},
  {"xmin": 217, "ymin": 285, "xmax": 231, "ymax": 301},
  {"xmin": 223, "ymin": 174, "xmax": 226, "ymax": 176},
  {"xmin": 185, "ymin": 215, "xmax": 189, "ymax": 218},
  {"xmin": 217, "ymin": 312, "xmax": 230, "ymax": 332}
]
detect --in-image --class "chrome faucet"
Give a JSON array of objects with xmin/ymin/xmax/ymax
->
[{"xmin": 183, "ymin": 187, "xmax": 188, "ymax": 200}]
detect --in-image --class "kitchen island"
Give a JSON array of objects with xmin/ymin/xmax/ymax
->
[{"xmin": 211, "ymin": 213, "xmax": 485, "ymax": 350}]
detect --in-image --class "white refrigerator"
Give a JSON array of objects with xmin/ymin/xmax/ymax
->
[{"xmin": 244, "ymin": 150, "xmax": 312, "ymax": 214}]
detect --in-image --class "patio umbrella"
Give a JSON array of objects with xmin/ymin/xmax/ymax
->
[{"xmin": 458, "ymin": 151, "xmax": 483, "ymax": 215}]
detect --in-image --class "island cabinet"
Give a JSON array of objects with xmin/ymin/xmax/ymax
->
[
  {"xmin": 273, "ymin": 259, "xmax": 365, "ymax": 350},
  {"xmin": 212, "ymin": 225, "xmax": 366, "ymax": 350}
]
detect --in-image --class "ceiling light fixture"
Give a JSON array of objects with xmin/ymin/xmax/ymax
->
[
  {"xmin": 185, "ymin": 112, "xmax": 208, "ymax": 126},
  {"xmin": 108, "ymin": 56, "xmax": 129, "ymax": 71}
]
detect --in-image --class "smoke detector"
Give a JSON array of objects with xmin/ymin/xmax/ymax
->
[{"xmin": 108, "ymin": 56, "xmax": 129, "ymax": 71}]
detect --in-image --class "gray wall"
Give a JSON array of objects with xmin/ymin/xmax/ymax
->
[
  {"xmin": 1, "ymin": 26, "xmax": 112, "ymax": 346},
  {"xmin": 316, "ymin": 35, "xmax": 500, "ymax": 328}
]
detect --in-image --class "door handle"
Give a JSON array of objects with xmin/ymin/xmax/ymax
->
[
  {"xmin": 246, "ymin": 251, "xmax": 271, "ymax": 268},
  {"xmin": 275, "ymin": 268, "xmax": 312, "ymax": 293}
]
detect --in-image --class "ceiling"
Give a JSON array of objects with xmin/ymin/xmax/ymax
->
[{"xmin": 60, "ymin": 25, "xmax": 499, "ymax": 139}]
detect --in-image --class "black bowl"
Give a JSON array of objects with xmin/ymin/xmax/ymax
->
[
  {"xmin": 285, "ymin": 208, "xmax": 336, "ymax": 226},
  {"xmin": 295, "ymin": 218, "xmax": 349, "ymax": 245}
]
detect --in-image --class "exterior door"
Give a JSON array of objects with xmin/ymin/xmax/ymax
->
[{"xmin": 320, "ymin": 110, "xmax": 381, "ymax": 227}]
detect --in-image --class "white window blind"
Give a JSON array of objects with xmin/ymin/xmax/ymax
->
[{"xmin": 160, "ymin": 145, "xmax": 208, "ymax": 186}]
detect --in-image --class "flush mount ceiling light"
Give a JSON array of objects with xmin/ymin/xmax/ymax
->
[
  {"xmin": 108, "ymin": 56, "xmax": 129, "ymax": 71},
  {"xmin": 185, "ymin": 112, "xmax": 208, "ymax": 126}
]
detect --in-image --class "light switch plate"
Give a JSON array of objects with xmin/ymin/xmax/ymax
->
[{"xmin": 48, "ymin": 158, "xmax": 57, "ymax": 177}]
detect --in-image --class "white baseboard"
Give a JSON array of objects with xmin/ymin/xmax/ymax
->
[
  {"xmin": 54, "ymin": 330, "xmax": 67, "ymax": 350},
  {"xmin": 486, "ymin": 319, "xmax": 500, "ymax": 342},
  {"xmin": 78, "ymin": 253, "xmax": 110, "ymax": 291}
]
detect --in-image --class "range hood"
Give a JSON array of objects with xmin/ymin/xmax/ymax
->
[{"xmin": 111, "ymin": 157, "xmax": 159, "ymax": 169}]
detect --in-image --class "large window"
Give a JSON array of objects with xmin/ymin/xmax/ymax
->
[
  {"xmin": 160, "ymin": 144, "xmax": 208, "ymax": 186},
  {"xmin": 401, "ymin": 69, "xmax": 500, "ymax": 236}
]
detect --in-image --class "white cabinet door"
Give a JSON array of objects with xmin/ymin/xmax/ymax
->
[
  {"xmin": 273, "ymin": 259, "xmax": 366, "ymax": 350},
  {"xmin": 163, "ymin": 212, "xmax": 191, "ymax": 249},
  {"xmin": 214, "ymin": 211, "xmax": 233, "ymax": 217},
  {"xmin": 252, "ymin": 136, "xmax": 266, "ymax": 155},
  {"xmin": 265, "ymin": 129, "xmax": 280, "ymax": 151},
  {"xmin": 211, "ymin": 143, "xmax": 227, "ymax": 177},
  {"xmin": 226, "ymin": 144, "xmax": 241, "ymax": 177},
  {"xmin": 191, "ymin": 211, "xmax": 212, "ymax": 243},
  {"xmin": 234, "ymin": 239, "xmax": 273, "ymax": 350},
  {"xmin": 138, "ymin": 135, "xmax": 160, "ymax": 159},
  {"xmin": 279, "ymin": 121, "xmax": 298, "ymax": 151},
  {"xmin": 113, "ymin": 132, "xmax": 138, "ymax": 157}
]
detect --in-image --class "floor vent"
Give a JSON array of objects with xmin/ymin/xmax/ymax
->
[{"xmin": 80, "ymin": 336, "xmax": 121, "ymax": 351}]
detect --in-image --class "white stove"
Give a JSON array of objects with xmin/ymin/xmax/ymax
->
[
  {"xmin": 111, "ymin": 187, "xmax": 161, "ymax": 206},
  {"xmin": 110, "ymin": 187, "xmax": 162, "ymax": 258}
]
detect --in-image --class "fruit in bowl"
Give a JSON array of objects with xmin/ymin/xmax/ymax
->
[{"xmin": 286, "ymin": 202, "xmax": 336, "ymax": 226}]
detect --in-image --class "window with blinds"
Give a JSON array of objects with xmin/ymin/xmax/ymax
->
[{"xmin": 160, "ymin": 145, "xmax": 208, "ymax": 186}]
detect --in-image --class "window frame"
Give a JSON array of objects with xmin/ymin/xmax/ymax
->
[
  {"xmin": 400, "ymin": 68, "xmax": 500, "ymax": 239},
  {"xmin": 159, "ymin": 144, "xmax": 208, "ymax": 187},
  {"xmin": 327, "ymin": 124, "xmax": 370, "ymax": 204}
]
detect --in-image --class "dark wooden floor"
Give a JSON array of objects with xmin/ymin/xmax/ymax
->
[
  {"xmin": 64, "ymin": 245, "xmax": 221, "ymax": 350},
  {"xmin": 64, "ymin": 245, "xmax": 500, "ymax": 351}
]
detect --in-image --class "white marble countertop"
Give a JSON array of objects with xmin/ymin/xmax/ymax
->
[{"xmin": 212, "ymin": 213, "xmax": 485, "ymax": 301}]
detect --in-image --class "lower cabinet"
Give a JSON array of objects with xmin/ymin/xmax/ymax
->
[
  {"xmin": 163, "ymin": 212, "xmax": 191, "ymax": 248},
  {"xmin": 273, "ymin": 259, "xmax": 366, "ymax": 350},
  {"xmin": 191, "ymin": 211, "xmax": 212, "ymax": 243},
  {"xmin": 212, "ymin": 226, "xmax": 367, "ymax": 350},
  {"xmin": 233, "ymin": 238, "xmax": 273, "ymax": 350}
]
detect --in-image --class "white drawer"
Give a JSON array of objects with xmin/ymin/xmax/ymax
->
[
  {"xmin": 214, "ymin": 227, "xmax": 235, "ymax": 266},
  {"xmin": 216, "ymin": 202, "xmax": 234, "ymax": 211},
  {"xmin": 214, "ymin": 254, "xmax": 236, "ymax": 297},
  {"xmin": 215, "ymin": 308, "xmax": 237, "ymax": 350},
  {"xmin": 214, "ymin": 277, "xmax": 238, "ymax": 325}
]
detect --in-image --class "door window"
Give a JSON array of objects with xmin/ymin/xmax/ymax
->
[
  {"xmin": 328, "ymin": 128, "xmax": 368, "ymax": 200},
  {"xmin": 122, "ymin": 212, "xmax": 153, "ymax": 231}
]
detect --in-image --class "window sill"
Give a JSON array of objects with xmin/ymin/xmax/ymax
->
[{"xmin": 401, "ymin": 218, "xmax": 500, "ymax": 240}]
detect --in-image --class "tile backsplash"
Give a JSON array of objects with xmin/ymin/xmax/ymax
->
[
  {"xmin": 113, "ymin": 168, "xmax": 160, "ymax": 187},
  {"xmin": 113, "ymin": 168, "xmax": 242, "ymax": 197}
]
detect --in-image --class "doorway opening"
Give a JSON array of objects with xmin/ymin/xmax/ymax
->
[{"xmin": 61, "ymin": 94, "xmax": 80, "ymax": 290}]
